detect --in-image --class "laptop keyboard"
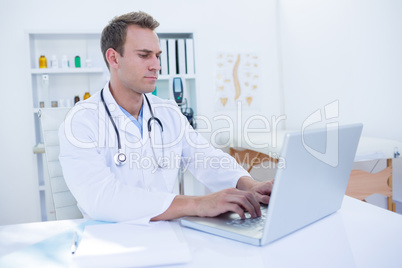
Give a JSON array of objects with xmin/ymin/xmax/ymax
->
[{"xmin": 226, "ymin": 206, "xmax": 267, "ymax": 231}]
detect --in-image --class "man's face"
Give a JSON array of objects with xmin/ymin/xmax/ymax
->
[{"xmin": 116, "ymin": 25, "xmax": 161, "ymax": 94}]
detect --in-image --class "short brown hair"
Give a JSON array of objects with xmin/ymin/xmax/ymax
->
[{"xmin": 101, "ymin": 11, "xmax": 160, "ymax": 69}]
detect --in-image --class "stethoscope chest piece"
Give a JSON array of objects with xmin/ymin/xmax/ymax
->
[{"xmin": 114, "ymin": 151, "xmax": 127, "ymax": 166}]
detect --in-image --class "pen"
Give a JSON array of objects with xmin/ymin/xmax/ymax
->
[{"xmin": 71, "ymin": 232, "xmax": 78, "ymax": 254}]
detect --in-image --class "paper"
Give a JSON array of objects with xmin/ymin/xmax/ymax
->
[{"xmin": 72, "ymin": 221, "xmax": 191, "ymax": 267}]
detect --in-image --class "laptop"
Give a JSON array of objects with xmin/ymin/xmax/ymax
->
[{"xmin": 180, "ymin": 124, "xmax": 363, "ymax": 246}]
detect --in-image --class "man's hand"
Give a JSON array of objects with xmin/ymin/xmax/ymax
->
[
  {"xmin": 151, "ymin": 186, "xmax": 263, "ymax": 221},
  {"xmin": 236, "ymin": 176, "xmax": 274, "ymax": 205},
  {"xmin": 195, "ymin": 187, "xmax": 261, "ymax": 219},
  {"xmin": 151, "ymin": 176, "xmax": 273, "ymax": 222}
]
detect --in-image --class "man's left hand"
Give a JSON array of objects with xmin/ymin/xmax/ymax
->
[{"xmin": 236, "ymin": 176, "xmax": 274, "ymax": 205}]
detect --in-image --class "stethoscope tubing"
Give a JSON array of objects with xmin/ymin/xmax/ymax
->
[{"xmin": 100, "ymin": 88, "xmax": 165, "ymax": 167}]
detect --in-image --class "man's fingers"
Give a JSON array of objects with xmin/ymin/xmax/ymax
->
[
  {"xmin": 224, "ymin": 189, "xmax": 261, "ymax": 218},
  {"xmin": 227, "ymin": 203, "xmax": 246, "ymax": 219},
  {"xmin": 256, "ymin": 193, "xmax": 270, "ymax": 205},
  {"xmin": 257, "ymin": 181, "xmax": 273, "ymax": 195},
  {"xmin": 225, "ymin": 194, "xmax": 255, "ymax": 217},
  {"xmin": 199, "ymin": 187, "xmax": 268, "ymax": 219}
]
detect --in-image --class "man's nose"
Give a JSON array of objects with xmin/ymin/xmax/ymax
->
[{"xmin": 150, "ymin": 55, "xmax": 161, "ymax": 71}]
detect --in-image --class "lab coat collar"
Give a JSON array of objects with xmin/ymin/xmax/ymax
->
[{"xmin": 102, "ymin": 82, "xmax": 151, "ymax": 143}]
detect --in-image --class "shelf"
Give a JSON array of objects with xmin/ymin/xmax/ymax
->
[
  {"xmin": 31, "ymin": 67, "xmax": 103, "ymax": 74},
  {"xmin": 158, "ymin": 74, "xmax": 196, "ymax": 80},
  {"xmin": 28, "ymin": 31, "xmax": 100, "ymax": 38},
  {"xmin": 33, "ymin": 107, "xmax": 72, "ymax": 114},
  {"xmin": 30, "ymin": 69, "xmax": 194, "ymax": 78}
]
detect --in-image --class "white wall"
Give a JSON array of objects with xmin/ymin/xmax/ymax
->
[
  {"xmin": 0, "ymin": 0, "xmax": 281, "ymax": 224},
  {"xmin": 279, "ymin": 0, "xmax": 402, "ymax": 141},
  {"xmin": 279, "ymin": 0, "xmax": 402, "ymax": 210}
]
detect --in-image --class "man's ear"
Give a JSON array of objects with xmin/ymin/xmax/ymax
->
[{"xmin": 106, "ymin": 48, "xmax": 119, "ymax": 69}]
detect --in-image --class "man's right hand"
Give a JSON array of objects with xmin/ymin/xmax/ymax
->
[
  {"xmin": 194, "ymin": 187, "xmax": 261, "ymax": 219},
  {"xmin": 151, "ymin": 187, "xmax": 262, "ymax": 221}
]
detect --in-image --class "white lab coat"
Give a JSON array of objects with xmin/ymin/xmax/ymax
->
[{"xmin": 59, "ymin": 82, "xmax": 250, "ymax": 224}]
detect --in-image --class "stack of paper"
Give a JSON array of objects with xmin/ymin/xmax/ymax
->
[{"xmin": 72, "ymin": 221, "xmax": 191, "ymax": 267}]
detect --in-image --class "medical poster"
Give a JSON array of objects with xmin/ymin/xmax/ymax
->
[{"xmin": 214, "ymin": 52, "xmax": 260, "ymax": 110}]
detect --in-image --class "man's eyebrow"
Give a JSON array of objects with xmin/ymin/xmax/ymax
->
[{"xmin": 135, "ymin": 49, "xmax": 162, "ymax": 54}]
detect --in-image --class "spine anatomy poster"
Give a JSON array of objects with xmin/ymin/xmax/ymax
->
[{"xmin": 215, "ymin": 52, "xmax": 260, "ymax": 110}]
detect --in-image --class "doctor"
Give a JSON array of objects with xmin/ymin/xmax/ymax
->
[{"xmin": 59, "ymin": 11, "xmax": 273, "ymax": 224}]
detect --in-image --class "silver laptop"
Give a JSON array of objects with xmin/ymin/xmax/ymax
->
[{"xmin": 180, "ymin": 124, "xmax": 363, "ymax": 246}]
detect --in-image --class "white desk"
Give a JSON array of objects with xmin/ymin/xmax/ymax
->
[{"xmin": 0, "ymin": 196, "xmax": 401, "ymax": 268}]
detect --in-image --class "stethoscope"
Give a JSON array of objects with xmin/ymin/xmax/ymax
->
[{"xmin": 100, "ymin": 89, "xmax": 165, "ymax": 168}]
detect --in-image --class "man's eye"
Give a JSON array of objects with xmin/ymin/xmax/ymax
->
[{"xmin": 139, "ymin": 54, "xmax": 148, "ymax": 58}]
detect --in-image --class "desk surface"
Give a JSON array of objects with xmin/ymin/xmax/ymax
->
[{"xmin": 0, "ymin": 196, "xmax": 401, "ymax": 268}]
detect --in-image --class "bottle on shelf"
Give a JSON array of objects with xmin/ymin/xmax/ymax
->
[
  {"xmin": 61, "ymin": 55, "xmax": 69, "ymax": 68},
  {"xmin": 39, "ymin": 55, "xmax": 47, "ymax": 68},
  {"xmin": 74, "ymin": 95, "xmax": 80, "ymax": 104},
  {"xmin": 83, "ymin": 92, "xmax": 91, "ymax": 100},
  {"xmin": 85, "ymin": 59, "xmax": 92, "ymax": 68},
  {"xmin": 51, "ymin": 55, "xmax": 58, "ymax": 68},
  {"xmin": 75, "ymin": 56, "xmax": 81, "ymax": 68}
]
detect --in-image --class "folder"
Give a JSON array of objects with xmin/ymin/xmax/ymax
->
[
  {"xmin": 177, "ymin": 39, "xmax": 186, "ymax": 74},
  {"xmin": 167, "ymin": 39, "xmax": 177, "ymax": 75},
  {"xmin": 185, "ymin": 39, "xmax": 195, "ymax": 74},
  {"xmin": 159, "ymin": 39, "xmax": 168, "ymax": 75}
]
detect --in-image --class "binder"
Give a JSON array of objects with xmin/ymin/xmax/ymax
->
[
  {"xmin": 159, "ymin": 39, "xmax": 168, "ymax": 75},
  {"xmin": 167, "ymin": 39, "xmax": 177, "ymax": 75},
  {"xmin": 185, "ymin": 39, "xmax": 195, "ymax": 74},
  {"xmin": 177, "ymin": 39, "xmax": 186, "ymax": 74}
]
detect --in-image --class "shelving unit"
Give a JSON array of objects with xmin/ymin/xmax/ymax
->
[
  {"xmin": 27, "ymin": 31, "xmax": 197, "ymax": 221},
  {"xmin": 31, "ymin": 68, "xmax": 103, "ymax": 74},
  {"xmin": 27, "ymin": 31, "xmax": 108, "ymax": 221}
]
